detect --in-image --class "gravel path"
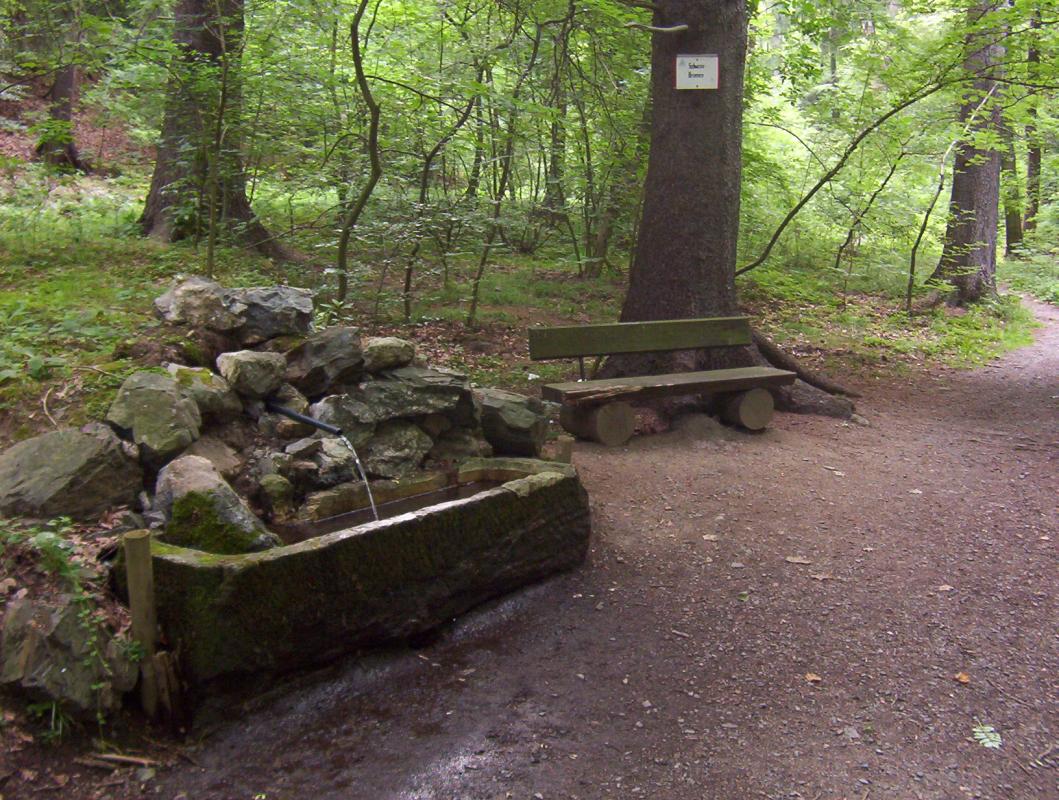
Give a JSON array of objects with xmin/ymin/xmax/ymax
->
[{"xmin": 147, "ymin": 300, "xmax": 1057, "ymax": 800}]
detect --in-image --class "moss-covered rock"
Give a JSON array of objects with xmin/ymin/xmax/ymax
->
[
  {"xmin": 258, "ymin": 473, "xmax": 295, "ymax": 519},
  {"xmin": 362, "ymin": 421, "xmax": 433, "ymax": 479},
  {"xmin": 362, "ymin": 336, "xmax": 415, "ymax": 373},
  {"xmin": 283, "ymin": 326, "xmax": 364, "ymax": 398},
  {"xmin": 166, "ymin": 364, "xmax": 242, "ymax": 421},
  {"xmin": 216, "ymin": 351, "xmax": 286, "ymax": 399},
  {"xmin": 155, "ymin": 455, "xmax": 279, "ymax": 554},
  {"xmin": 0, "ymin": 426, "xmax": 143, "ymax": 520},
  {"xmin": 106, "ymin": 371, "xmax": 202, "ymax": 468},
  {"xmin": 476, "ymin": 387, "xmax": 548, "ymax": 457}
]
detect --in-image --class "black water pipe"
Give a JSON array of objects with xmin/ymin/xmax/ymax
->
[{"xmin": 265, "ymin": 400, "xmax": 342, "ymax": 436}]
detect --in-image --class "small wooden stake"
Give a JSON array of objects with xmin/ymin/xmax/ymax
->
[
  {"xmin": 721, "ymin": 388, "xmax": 775, "ymax": 431},
  {"xmin": 123, "ymin": 530, "xmax": 159, "ymax": 718}
]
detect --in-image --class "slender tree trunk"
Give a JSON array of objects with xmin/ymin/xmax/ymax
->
[
  {"xmin": 607, "ymin": 0, "xmax": 748, "ymax": 375},
  {"xmin": 1024, "ymin": 11, "xmax": 1041, "ymax": 232},
  {"xmin": 336, "ymin": 0, "xmax": 383, "ymax": 303},
  {"xmin": 929, "ymin": 1, "xmax": 1002, "ymax": 305},
  {"xmin": 140, "ymin": 0, "xmax": 291, "ymax": 260},
  {"xmin": 35, "ymin": 63, "xmax": 88, "ymax": 171},
  {"xmin": 1000, "ymin": 121, "xmax": 1023, "ymax": 256}
]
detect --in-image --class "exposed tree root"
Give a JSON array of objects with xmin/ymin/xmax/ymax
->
[{"xmin": 751, "ymin": 330, "xmax": 861, "ymax": 398}]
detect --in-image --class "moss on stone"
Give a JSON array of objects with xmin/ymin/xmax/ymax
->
[{"xmin": 164, "ymin": 493, "xmax": 265, "ymax": 555}]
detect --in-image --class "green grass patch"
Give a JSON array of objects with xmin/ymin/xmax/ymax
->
[
  {"xmin": 999, "ymin": 253, "xmax": 1059, "ymax": 304},
  {"xmin": 742, "ymin": 262, "xmax": 1039, "ymax": 371}
]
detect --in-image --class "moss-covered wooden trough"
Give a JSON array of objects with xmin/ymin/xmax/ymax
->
[{"xmin": 146, "ymin": 458, "xmax": 590, "ymax": 686}]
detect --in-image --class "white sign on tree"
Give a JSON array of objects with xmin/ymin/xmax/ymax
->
[{"xmin": 675, "ymin": 54, "xmax": 719, "ymax": 90}]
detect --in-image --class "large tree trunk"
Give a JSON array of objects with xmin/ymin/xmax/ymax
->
[
  {"xmin": 607, "ymin": 0, "xmax": 748, "ymax": 376},
  {"xmin": 930, "ymin": 2, "xmax": 1002, "ymax": 304},
  {"xmin": 600, "ymin": 0, "xmax": 852, "ymax": 416},
  {"xmin": 140, "ymin": 0, "xmax": 289, "ymax": 260},
  {"xmin": 35, "ymin": 63, "xmax": 88, "ymax": 171}
]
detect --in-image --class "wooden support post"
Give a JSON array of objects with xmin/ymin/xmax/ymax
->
[
  {"xmin": 560, "ymin": 402, "xmax": 636, "ymax": 447},
  {"xmin": 720, "ymin": 388, "xmax": 775, "ymax": 431},
  {"xmin": 123, "ymin": 530, "xmax": 159, "ymax": 718}
]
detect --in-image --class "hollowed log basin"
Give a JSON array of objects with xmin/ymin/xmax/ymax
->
[{"xmin": 148, "ymin": 458, "xmax": 591, "ymax": 687}]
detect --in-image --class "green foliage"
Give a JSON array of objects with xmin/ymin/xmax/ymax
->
[
  {"xmin": 999, "ymin": 255, "xmax": 1059, "ymax": 305},
  {"xmin": 972, "ymin": 723, "xmax": 1002, "ymax": 749},
  {"xmin": 26, "ymin": 700, "xmax": 74, "ymax": 744},
  {"xmin": 0, "ymin": 0, "xmax": 1052, "ymax": 411},
  {"xmin": 0, "ymin": 516, "xmax": 81, "ymax": 586}
]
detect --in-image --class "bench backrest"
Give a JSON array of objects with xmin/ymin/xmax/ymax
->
[{"xmin": 528, "ymin": 316, "xmax": 752, "ymax": 360}]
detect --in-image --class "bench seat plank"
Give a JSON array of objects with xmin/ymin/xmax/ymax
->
[{"xmin": 541, "ymin": 366, "xmax": 796, "ymax": 405}]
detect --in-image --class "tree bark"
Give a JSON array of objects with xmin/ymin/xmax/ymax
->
[
  {"xmin": 1024, "ymin": 10, "xmax": 1041, "ymax": 232},
  {"xmin": 606, "ymin": 0, "xmax": 749, "ymax": 376},
  {"xmin": 929, "ymin": 2, "xmax": 1002, "ymax": 304},
  {"xmin": 35, "ymin": 63, "xmax": 88, "ymax": 171},
  {"xmin": 1000, "ymin": 120, "xmax": 1023, "ymax": 256},
  {"xmin": 140, "ymin": 0, "xmax": 290, "ymax": 260}
]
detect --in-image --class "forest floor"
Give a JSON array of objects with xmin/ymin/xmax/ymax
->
[{"xmin": 4, "ymin": 297, "xmax": 1048, "ymax": 799}]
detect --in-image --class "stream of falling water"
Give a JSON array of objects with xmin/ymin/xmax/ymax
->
[{"xmin": 340, "ymin": 435, "xmax": 379, "ymax": 521}]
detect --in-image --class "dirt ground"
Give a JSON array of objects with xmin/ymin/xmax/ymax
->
[{"xmin": 4, "ymin": 299, "xmax": 1057, "ymax": 800}]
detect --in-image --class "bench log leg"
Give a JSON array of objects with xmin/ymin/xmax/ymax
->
[
  {"xmin": 720, "ymin": 388, "xmax": 775, "ymax": 431},
  {"xmin": 560, "ymin": 402, "xmax": 636, "ymax": 447}
]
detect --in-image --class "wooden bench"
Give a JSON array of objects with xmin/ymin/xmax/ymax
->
[{"xmin": 528, "ymin": 316, "xmax": 796, "ymax": 446}]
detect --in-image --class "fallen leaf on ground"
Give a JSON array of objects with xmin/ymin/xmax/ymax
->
[
  {"xmin": 702, "ymin": 534, "xmax": 719, "ymax": 541},
  {"xmin": 954, "ymin": 672, "xmax": 971, "ymax": 684},
  {"xmin": 785, "ymin": 556, "xmax": 812, "ymax": 565},
  {"xmin": 805, "ymin": 673, "xmax": 823, "ymax": 684},
  {"xmin": 810, "ymin": 573, "xmax": 835, "ymax": 581},
  {"xmin": 938, "ymin": 584, "xmax": 955, "ymax": 592}
]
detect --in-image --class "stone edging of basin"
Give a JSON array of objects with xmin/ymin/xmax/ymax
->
[{"xmin": 144, "ymin": 457, "xmax": 591, "ymax": 687}]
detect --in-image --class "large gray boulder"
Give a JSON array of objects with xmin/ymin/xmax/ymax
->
[
  {"xmin": 258, "ymin": 384, "xmax": 315, "ymax": 439},
  {"xmin": 183, "ymin": 436, "xmax": 243, "ymax": 479},
  {"xmin": 1, "ymin": 596, "xmax": 138, "ymax": 717},
  {"xmin": 476, "ymin": 388, "xmax": 548, "ymax": 457},
  {"xmin": 325, "ymin": 366, "xmax": 478, "ymax": 427},
  {"xmin": 362, "ymin": 336, "xmax": 415, "ymax": 373},
  {"xmin": 216, "ymin": 350, "xmax": 286, "ymax": 399},
  {"xmin": 428, "ymin": 428, "xmax": 493, "ymax": 464},
  {"xmin": 362, "ymin": 421, "xmax": 433, "ymax": 479},
  {"xmin": 227, "ymin": 286, "xmax": 314, "ymax": 345},
  {"xmin": 106, "ymin": 372, "xmax": 201, "ymax": 468},
  {"xmin": 312, "ymin": 437, "xmax": 360, "ymax": 487},
  {"xmin": 154, "ymin": 276, "xmax": 242, "ymax": 332},
  {"xmin": 283, "ymin": 327, "xmax": 364, "ymax": 398},
  {"xmin": 0, "ymin": 427, "xmax": 143, "ymax": 520},
  {"xmin": 154, "ymin": 455, "xmax": 279, "ymax": 554},
  {"xmin": 166, "ymin": 364, "xmax": 242, "ymax": 421},
  {"xmin": 308, "ymin": 395, "xmax": 375, "ymax": 444},
  {"xmin": 154, "ymin": 278, "xmax": 313, "ymax": 346}
]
